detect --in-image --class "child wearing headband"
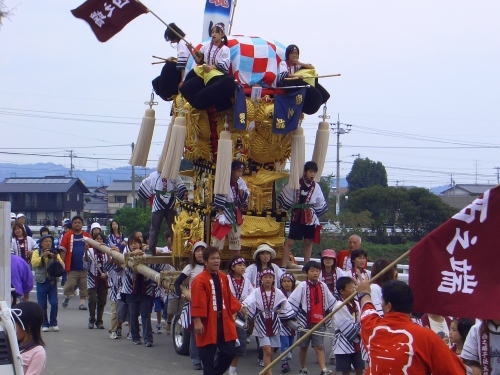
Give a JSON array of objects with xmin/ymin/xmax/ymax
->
[
  {"xmin": 180, "ymin": 22, "xmax": 236, "ymax": 112},
  {"xmin": 243, "ymin": 269, "xmax": 294, "ymax": 375},
  {"xmin": 279, "ymin": 273, "xmax": 296, "ymax": 373}
]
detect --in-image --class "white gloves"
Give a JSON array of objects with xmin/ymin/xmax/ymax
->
[
  {"xmin": 218, "ymin": 214, "xmax": 228, "ymax": 226},
  {"xmin": 237, "ymin": 177, "xmax": 246, "ymax": 191}
]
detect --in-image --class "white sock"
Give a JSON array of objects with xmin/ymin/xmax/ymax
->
[{"xmin": 229, "ymin": 366, "xmax": 237, "ymax": 373}]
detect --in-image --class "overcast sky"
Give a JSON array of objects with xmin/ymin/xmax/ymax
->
[{"xmin": 1, "ymin": 0, "xmax": 499, "ymax": 188}]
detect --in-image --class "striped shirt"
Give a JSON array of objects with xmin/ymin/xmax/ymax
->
[
  {"xmin": 277, "ymin": 180, "xmax": 327, "ymax": 226},
  {"xmin": 214, "ymin": 178, "xmax": 249, "ymax": 225},
  {"xmin": 176, "ymin": 39, "xmax": 190, "ymax": 71},
  {"xmin": 120, "ymin": 247, "xmax": 159, "ymax": 296},
  {"xmin": 85, "ymin": 249, "xmax": 113, "ymax": 289},
  {"xmin": 138, "ymin": 171, "xmax": 187, "ymax": 212},
  {"xmin": 333, "ymin": 296, "xmax": 361, "ymax": 355},
  {"xmin": 199, "ymin": 43, "xmax": 230, "ymax": 74},
  {"xmin": 277, "ymin": 61, "xmax": 302, "ymax": 85}
]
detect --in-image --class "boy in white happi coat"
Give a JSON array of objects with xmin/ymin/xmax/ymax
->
[
  {"xmin": 288, "ymin": 261, "xmax": 336, "ymax": 375},
  {"xmin": 243, "ymin": 269, "xmax": 294, "ymax": 375},
  {"xmin": 137, "ymin": 170, "xmax": 188, "ymax": 256},
  {"xmin": 278, "ymin": 161, "xmax": 327, "ymax": 268},
  {"xmin": 332, "ymin": 277, "xmax": 364, "ymax": 375},
  {"xmin": 212, "ymin": 160, "xmax": 250, "ymax": 256}
]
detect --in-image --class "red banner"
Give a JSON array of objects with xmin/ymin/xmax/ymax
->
[
  {"xmin": 409, "ymin": 185, "xmax": 500, "ymax": 319},
  {"xmin": 71, "ymin": 0, "xmax": 148, "ymax": 42}
]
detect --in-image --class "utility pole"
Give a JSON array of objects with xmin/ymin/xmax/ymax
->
[
  {"xmin": 474, "ymin": 160, "xmax": 478, "ymax": 184},
  {"xmin": 131, "ymin": 143, "xmax": 136, "ymax": 208},
  {"xmin": 65, "ymin": 150, "xmax": 75, "ymax": 177},
  {"xmin": 332, "ymin": 114, "xmax": 352, "ymax": 216},
  {"xmin": 494, "ymin": 167, "xmax": 500, "ymax": 185}
]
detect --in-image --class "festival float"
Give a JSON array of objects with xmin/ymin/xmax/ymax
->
[
  {"xmin": 138, "ymin": 35, "xmax": 335, "ymax": 267},
  {"xmin": 71, "ymin": 0, "xmax": 337, "ymax": 358}
]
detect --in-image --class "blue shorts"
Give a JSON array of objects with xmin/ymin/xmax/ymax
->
[{"xmin": 153, "ymin": 297, "xmax": 165, "ymax": 312}]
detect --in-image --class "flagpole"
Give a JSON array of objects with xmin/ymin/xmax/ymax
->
[
  {"xmin": 259, "ymin": 248, "xmax": 411, "ymax": 375},
  {"xmin": 228, "ymin": 0, "xmax": 238, "ymax": 35}
]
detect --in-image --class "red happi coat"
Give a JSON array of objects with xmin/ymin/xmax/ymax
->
[
  {"xmin": 191, "ymin": 269, "xmax": 241, "ymax": 347},
  {"xmin": 360, "ymin": 302, "xmax": 466, "ymax": 375},
  {"xmin": 59, "ymin": 230, "xmax": 92, "ymax": 272}
]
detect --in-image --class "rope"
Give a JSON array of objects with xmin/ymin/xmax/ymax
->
[
  {"xmin": 131, "ymin": 255, "xmax": 147, "ymax": 272},
  {"xmin": 295, "ymin": 326, "xmax": 335, "ymax": 338}
]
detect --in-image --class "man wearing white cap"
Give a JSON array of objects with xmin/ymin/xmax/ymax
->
[{"xmin": 17, "ymin": 213, "xmax": 33, "ymax": 237}]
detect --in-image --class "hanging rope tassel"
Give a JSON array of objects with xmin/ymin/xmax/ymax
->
[
  {"xmin": 287, "ymin": 126, "xmax": 305, "ymax": 190},
  {"xmin": 157, "ymin": 114, "xmax": 174, "ymax": 172},
  {"xmin": 129, "ymin": 93, "xmax": 158, "ymax": 167},
  {"xmin": 214, "ymin": 123, "xmax": 233, "ymax": 195},
  {"xmin": 312, "ymin": 106, "xmax": 331, "ymax": 181},
  {"xmin": 161, "ymin": 113, "xmax": 187, "ymax": 180}
]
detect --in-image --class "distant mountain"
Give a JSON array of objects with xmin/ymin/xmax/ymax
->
[
  {"xmin": 0, "ymin": 163, "xmax": 355, "ymax": 190},
  {"xmin": 0, "ymin": 162, "xmax": 155, "ymax": 187}
]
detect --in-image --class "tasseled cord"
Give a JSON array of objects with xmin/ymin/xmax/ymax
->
[
  {"xmin": 157, "ymin": 115, "xmax": 174, "ymax": 172},
  {"xmin": 161, "ymin": 115, "xmax": 187, "ymax": 180},
  {"xmin": 287, "ymin": 126, "xmax": 305, "ymax": 190},
  {"xmin": 214, "ymin": 126, "xmax": 233, "ymax": 195},
  {"xmin": 311, "ymin": 121, "xmax": 330, "ymax": 182},
  {"xmin": 129, "ymin": 93, "xmax": 158, "ymax": 167}
]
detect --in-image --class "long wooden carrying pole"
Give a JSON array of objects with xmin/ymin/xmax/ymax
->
[
  {"xmin": 284, "ymin": 74, "xmax": 341, "ymax": 81},
  {"xmin": 259, "ymin": 249, "xmax": 411, "ymax": 375},
  {"xmin": 83, "ymin": 238, "xmax": 185, "ymax": 294}
]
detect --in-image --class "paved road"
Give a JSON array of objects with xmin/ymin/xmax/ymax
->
[{"xmin": 32, "ymin": 287, "xmax": 342, "ymax": 375}]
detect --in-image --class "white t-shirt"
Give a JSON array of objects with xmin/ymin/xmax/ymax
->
[
  {"xmin": 462, "ymin": 321, "xmax": 500, "ymax": 375},
  {"xmin": 181, "ymin": 263, "xmax": 204, "ymax": 287},
  {"xmin": 370, "ymin": 283, "xmax": 384, "ymax": 316},
  {"xmin": 428, "ymin": 316, "xmax": 450, "ymax": 338},
  {"xmin": 156, "ymin": 246, "xmax": 171, "ymax": 254}
]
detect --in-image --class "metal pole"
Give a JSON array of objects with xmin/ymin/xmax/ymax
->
[
  {"xmin": 335, "ymin": 115, "xmax": 341, "ymax": 215},
  {"xmin": 131, "ymin": 143, "xmax": 136, "ymax": 208},
  {"xmin": 0, "ymin": 201, "xmax": 11, "ymax": 303}
]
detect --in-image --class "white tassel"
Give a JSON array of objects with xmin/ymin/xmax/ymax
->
[
  {"xmin": 311, "ymin": 121, "xmax": 330, "ymax": 182},
  {"xmin": 161, "ymin": 116, "xmax": 186, "ymax": 180},
  {"xmin": 157, "ymin": 115, "xmax": 175, "ymax": 172},
  {"xmin": 287, "ymin": 127, "xmax": 305, "ymax": 190},
  {"xmin": 129, "ymin": 108, "xmax": 156, "ymax": 167},
  {"xmin": 214, "ymin": 129, "xmax": 233, "ymax": 195}
]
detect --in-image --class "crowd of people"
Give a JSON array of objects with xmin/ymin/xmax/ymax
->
[{"xmin": 7, "ymin": 179, "xmax": 498, "ymax": 375}]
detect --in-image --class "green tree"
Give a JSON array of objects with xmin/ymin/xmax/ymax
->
[
  {"xmin": 0, "ymin": 1, "xmax": 13, "ymax": 29},
  {"xmin": 398, "ymin": 187, "xmax": 455, "ymax": 241},
  {"xmin": 113, "ymin": 206, "xmax": 151, "ymax": 237},
  {"xmin": 349, "ymin": 186, "xmax": 406, "ymax": 225},
  {"xmin": 346, "ymin": 158, "xmax": 388, "ymax": 192},
  {"xmin": 348, "ymin": 186, "xmax": 455, "ymax": 242}
]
